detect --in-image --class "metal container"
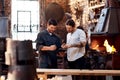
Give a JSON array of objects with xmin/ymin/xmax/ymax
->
[
  {"xmin": 112, "ymin": 53, "xmax": 120, "ymax": 70},
  {"xmin": 45, "ymin": 2, "xmax": 64, "ymax": 22},
  {"xmin": 0, "ymin": 17, "xmax": 8, "ymax": 38},
  {"xmin": 6, "ymin": 38, "xmax": 37, "ymax": 80}
]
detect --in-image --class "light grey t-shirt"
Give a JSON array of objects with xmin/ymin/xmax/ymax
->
[{"xmin": 66, "ymin": 29, "xmax": 86, "ymax": 61}]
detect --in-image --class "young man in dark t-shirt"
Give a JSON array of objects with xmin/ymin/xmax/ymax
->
[{"xmin": 36, "ymin": 18, "xmax": 61, "ymax": 68}]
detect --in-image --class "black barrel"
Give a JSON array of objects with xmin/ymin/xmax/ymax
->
[{"xmin": 5, "ymin": 38, "xmax": 37, "ymax": 80}]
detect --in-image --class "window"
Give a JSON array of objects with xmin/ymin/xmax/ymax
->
[{"xmin": 11, "ymin": 0, "xmax": 39, "ymax": 49}]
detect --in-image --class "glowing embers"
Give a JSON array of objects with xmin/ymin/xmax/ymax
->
[
  {"xmin": 104, "ymin": 39, "xmax": 116, "ymax": 54},
  {"xmin": 90, "ymin": 40, "xmax": 101, "ymax": 51},
  {"xmin": 92, "ymin": 44, "xmax": 99, "ymax": 51}
]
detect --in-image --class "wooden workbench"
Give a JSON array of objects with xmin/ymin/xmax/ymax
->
[{"xmin": 37, "ymin": 69, "xmax": 120, "ymax": 80}]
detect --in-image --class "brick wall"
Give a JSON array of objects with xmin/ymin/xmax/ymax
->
[
  {"xmin": 4, "ymin": 0, "xmax": 11, "ymax": 17},
  {"xmin": 0, "ymin": 0, "xmax": 11, "ymax": 37},
  {"xmin": 0, "ymin": 0, "xmax": 11, "ymax": 22}
]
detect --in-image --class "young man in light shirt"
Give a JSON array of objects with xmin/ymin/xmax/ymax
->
[{"xmin": 62, "ymin": 19, "xmax": 87, "ymax": 80}]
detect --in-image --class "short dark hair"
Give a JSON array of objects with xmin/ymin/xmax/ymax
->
[
  {"xmin": 65, "ymin": 19, "xmax": 75, "ymax": 27},
  {"xmin": 48, "ymin": 18, "xmax": 58, "ymax": 26}
]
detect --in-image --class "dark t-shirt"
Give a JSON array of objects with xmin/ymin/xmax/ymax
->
[{"xmin": 35, "ymin": 30, "xmax": 61, "ymax": 68}]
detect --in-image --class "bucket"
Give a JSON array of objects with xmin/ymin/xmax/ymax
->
[{"xmin": 5, "ymin": 38, "xmax": 37, "ymax": 80}]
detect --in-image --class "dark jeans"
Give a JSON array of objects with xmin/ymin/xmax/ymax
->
[
  {"xmin": 68, "ymin": 56, "xmax": 86, "ymax": 69},
  {"xmin": 39, "ymin": 54, "xmax": 57, "ymax": 68},
  {"xmin": 68, "ymin": 56, "xmax": 86, "ymax": 80}
]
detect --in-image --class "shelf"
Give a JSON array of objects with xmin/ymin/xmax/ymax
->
[{"xmin": 89, "ymin": 3, "xmax": 105, "ymax": 9}]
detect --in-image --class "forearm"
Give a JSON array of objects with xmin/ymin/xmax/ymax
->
[
  {"xmin": 39, "ymin": 45, "xmax": 57, "ymax": 51},
  {"xmin": 40, "ymin": 46, "xmax": 51, "ymax": 51},
  {"xmin": 70, "ymin": 42, "xmax": 86, "ymax": 47},
  {"xmin": 62, "ymin": 42, "xmax": 86, "ymax": 49}
]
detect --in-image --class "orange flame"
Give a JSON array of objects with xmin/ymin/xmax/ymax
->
[
  {"xmin": 103, "ymin": 40, "xmax": 116, "ymax": 53},
  {"xmin": 92, "ymin": 44, "xmax": 99, "ymax": 50}
]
